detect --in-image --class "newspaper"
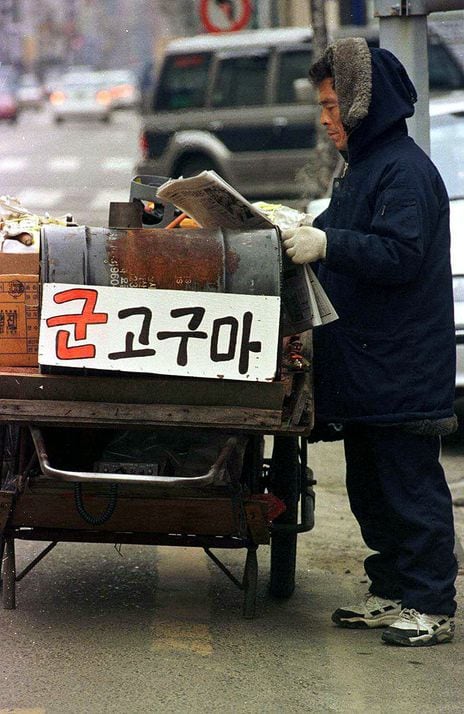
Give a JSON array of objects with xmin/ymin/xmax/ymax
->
[
  {"xmin": 157, "ymin": 170, "xmax": 273, "ymax": 230},
  {"xmin": 305, "ymin": 266, "xmax": 338, "ymax": 327},
  {"xmin": 157, "ymin": 171, "xmax": 337, "ymax": 327}
]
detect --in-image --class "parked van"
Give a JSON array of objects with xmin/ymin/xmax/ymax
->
[{"xmin": 135, "ymin": 25, "xmax": 464, "ymax": 200}]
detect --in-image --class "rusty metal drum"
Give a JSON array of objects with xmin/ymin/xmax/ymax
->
[{"xmin": 40, "ymin": 225, "xmax": 311, "ymax": 335}]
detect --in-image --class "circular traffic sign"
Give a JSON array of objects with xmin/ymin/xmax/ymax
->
[{"xmin": 199, "ymin": 0, "xmax": 252, "ymax": 33}]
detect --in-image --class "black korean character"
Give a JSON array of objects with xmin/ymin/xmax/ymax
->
[
  {"xmin": 108, "ymin": 307, "xmax": 156, "ymax": 360},
  {"xmin": 6, "ymin": 310, "xmax": 17, "ymax": 335},
  {"xmin": 239, "ymin": 311, "xmax": 261, "ymax": 374},
  {"xmin": 210, "ymin": 312, "xmax": 261, "ymax": 374},
  {"xmin": 157, "ymin": 307, "xmax": 207, "ymax": 366},
  {"xmin": 210, "ymin": 316, "xmax": 239, "ymax": 362}
]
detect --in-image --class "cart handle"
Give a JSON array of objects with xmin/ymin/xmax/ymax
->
[{"xmin": 29, "ymin": 426, "xmax": 237, "ymax": 487}]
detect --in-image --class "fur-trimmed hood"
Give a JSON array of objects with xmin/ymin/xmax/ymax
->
[{"xmin": 321, "ymin": 38, "xmax": 417, "ymax": 159}]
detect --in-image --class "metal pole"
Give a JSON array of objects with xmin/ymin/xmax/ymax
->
[{"xmin": 378, "ymin": 14, "xmax": 430, "ymax": 154}]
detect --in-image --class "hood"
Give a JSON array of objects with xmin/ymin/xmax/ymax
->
[{"xmin": 325, "ymin": 38, "xmax": 417, "ymax": 160}]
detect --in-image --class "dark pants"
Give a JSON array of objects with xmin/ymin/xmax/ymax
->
[{"xmin": 343, "ymin": 424, "xmax": 457, "ymax": 616}]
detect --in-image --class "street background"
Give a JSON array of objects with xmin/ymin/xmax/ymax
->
[
  {"xmin": 0, "ymin": 107, "xmax": 464, "ymax": 714},
  {"xmin": 2, "ymin": 0, "xmax": 464, "ymax": 706}
]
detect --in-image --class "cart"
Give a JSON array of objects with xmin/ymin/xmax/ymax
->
[{"xmin": 0, "ymin": 200, "xmax": 315, "ymax": 619}]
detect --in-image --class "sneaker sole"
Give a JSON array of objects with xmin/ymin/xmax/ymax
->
[
  {"xmin": 332, "ymin": 612, "xmax": 400, "ymax": 629},
  {"xmin": 381, "ymin": 630, "xmax": 454, "ymax": 647}
]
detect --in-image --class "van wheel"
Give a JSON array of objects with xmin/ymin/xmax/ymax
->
[{"xmin": 175, "ymin": 155, "xmax": 217, "ymax": 179}]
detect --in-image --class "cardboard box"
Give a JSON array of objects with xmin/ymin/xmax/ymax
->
[{"xmin": 0, "ymin": 253, "xmax": 40, "ymax": 367}]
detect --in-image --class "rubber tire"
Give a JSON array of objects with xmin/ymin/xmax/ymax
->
[{"xmin": 269, "ymin": 436, "xmax": 300, "ymax": 599}]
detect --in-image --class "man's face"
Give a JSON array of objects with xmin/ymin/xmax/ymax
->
[{"xmin": 318, "ymin": 77, "xmax": 348, "ymax": 152}]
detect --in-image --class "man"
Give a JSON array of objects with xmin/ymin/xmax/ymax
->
[{"xmin": 282, "ymin": 38, "xmax": 457, "ymax": 647}]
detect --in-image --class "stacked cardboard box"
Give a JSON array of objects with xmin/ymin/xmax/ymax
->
[{"xmin": 0, "ymin": 252, "xmax": 39, "ymax": 367}]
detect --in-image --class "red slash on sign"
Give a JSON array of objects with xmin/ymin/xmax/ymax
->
[{"xmin": 199, "ymin": 0, "xmax": 252, "ymax": 33}]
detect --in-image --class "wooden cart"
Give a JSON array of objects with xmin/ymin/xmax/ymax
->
[{"xmin": 0, "ymin": 364, "xmax": 314, "ymax": 618}]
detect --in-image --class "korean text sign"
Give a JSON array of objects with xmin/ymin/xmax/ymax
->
[{"xmin": 39, "ymin": 284, "xmax": 281, "ymax": 382}]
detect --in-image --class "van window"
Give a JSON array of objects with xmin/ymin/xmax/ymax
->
[
  {"xmin": 154, "ymin": 53, "xmax": 211, "ymax": 111},
  {"xmin": 211, "ymin": 53, "xmax": 269, "ymax": 108},
  {"xmin": 276, "ymin": 49, "xmax": 312, "ymax": 103}
]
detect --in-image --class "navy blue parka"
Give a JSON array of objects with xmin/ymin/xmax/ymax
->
[{"xmin": 312, "ymin": 44, "xmax": 456, "ymax": 424}]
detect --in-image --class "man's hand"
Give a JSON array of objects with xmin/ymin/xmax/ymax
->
[{"xmin": 281, "ymin": 225, "xmax": 327, "ymax": 264}]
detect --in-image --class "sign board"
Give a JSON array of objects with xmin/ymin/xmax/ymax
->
[
  {"xmin": 39, "ymin": 284, "xmax": 280, "ymax": 382},
  {"xmin": 199, "ymin": 0, "xmax": 252, "ymax": 33}
]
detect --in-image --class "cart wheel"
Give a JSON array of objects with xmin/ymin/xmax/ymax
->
[{"xmin": 269, "ymin": 436, "xmax": 300, "ymax": 599}]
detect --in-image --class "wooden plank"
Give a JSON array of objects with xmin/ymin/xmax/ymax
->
[
  {"xmin": 10, "ymin": 492, "xmax": 268, "ymax": 540},
  {"xmin": 290, "ymin": 373, "xmax": 313, "ymax": 427},
  {"xmin": 0, "ymin": 399, "xmax": 282, "ymax": 429},
  {"xmin": 0, "ymin": 370, "xmax": 284, "ymax": 410},
  {"xmin": 243, "ymin": 502, "xmax": 271, "ymax": 544}
]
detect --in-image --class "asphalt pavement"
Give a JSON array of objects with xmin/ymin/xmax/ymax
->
[
  {"xmin": 0, "ymin": 106, "xmax": 463, "ymax": 714},
  {"xmin": 0, "ymin": 104, "xmax": 139, "ymax": 227}
]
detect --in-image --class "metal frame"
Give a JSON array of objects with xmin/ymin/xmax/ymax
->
[
  {"xmin": 0, "ymin": 346, "xmax": 312, "ymax": 618},
  {"xmin": 1, "ymin": 528, "xmax": 260, "ymax": 617},
  {"xmin": 29, "ymin": 425, "xmax": 237, "ymax": 488}
]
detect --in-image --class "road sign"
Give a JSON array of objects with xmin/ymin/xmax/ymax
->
[{"xmin": 199, "ymin": 0, "xmax": 252, "ymax": 33}]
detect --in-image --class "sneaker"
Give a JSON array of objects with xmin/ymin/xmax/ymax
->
[
  {"xmin": 332, "ymin": 592, "xmax": 402, "ymax": 629},
  {"xmin": 382, "ymin": 608, "xmax": 455, "ymax": 647}
]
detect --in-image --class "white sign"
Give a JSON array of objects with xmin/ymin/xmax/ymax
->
[{"xmin": 39, "ymin": 284, "xmax": 281, "ymax": 382}]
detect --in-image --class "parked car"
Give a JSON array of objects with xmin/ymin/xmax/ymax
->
[
  {"xmin": 430, "ymin": 94, "xmax": 464, "ymax": 397},
  {"xmin": 16, "ymin": 73, "xmax": 44, "ymax": 111},
  {"xmin": 0, "ymin": 87, "xmax": 19, "ymax": 122},
  {"xmin": 135, "ymin": 24, "xmax": 464, "ymax": 200},
  {"xmin": 0, "ymin": 65, "xmax": 19, "ymax": 122},
  {"xmin": 49, "ymin": 70, "xmax": 112, "ymax": 123},
  {"xmin": 100, "ymin": 68, "xmax": 140, "ymax": 109},
  {"xmin": 308, "ymin": 92, "xmax": 464, "ymax": 396}
]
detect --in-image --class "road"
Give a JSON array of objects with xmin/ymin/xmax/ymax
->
[
  {"xmin": 0, "ymin": 105, "xmax": 140, "ymax": 227},
  {"xmin": 0, "ymin": 106, "xmax": 464, "ymax": 714}
]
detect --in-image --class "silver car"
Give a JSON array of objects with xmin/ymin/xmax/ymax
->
[
  {"xmin": 430, "ymin": 93, "xmax": 464, "ymax": 396},
  {"xmin": 49, "ymin": 70, "xmax": 112, "ymax": 123}
]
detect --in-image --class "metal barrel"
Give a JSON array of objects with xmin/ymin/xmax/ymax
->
[{"xmin": 40, "ymin": 225, "xmax": 312, "ymax": 334}]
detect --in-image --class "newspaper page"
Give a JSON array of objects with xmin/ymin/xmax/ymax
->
[
  {"xmin": 305, "ymin": 266, "xmax": 338, "ymax": 327},
  {"xmin": 157, "ymin": 170, "xmax": 337, "ymax": 327},
  {"xmin": 156, "ymin": 170, "xmax": 273, "ymax": 230}
]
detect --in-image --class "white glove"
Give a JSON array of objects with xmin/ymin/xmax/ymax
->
[{"xmin": 281, "ymin": 225, "xmax": 327, "ymax": 264}]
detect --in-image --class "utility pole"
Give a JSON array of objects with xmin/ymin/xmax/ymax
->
[
  {"xmin": 299, "ymin": 0, "xmax": 338, "ymax": 199},
  {"xmin": 256, "ymin": 0, "xmax": 279, "ymax": 27}
]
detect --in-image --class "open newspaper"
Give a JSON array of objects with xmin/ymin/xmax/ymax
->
[
  {"xmin": 157, "ymin": 170, "xmax": 273, "ymax": 230},
  {"xmin": 157, "ymin": 170, "xmax": 337, "ymax": 327}
]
